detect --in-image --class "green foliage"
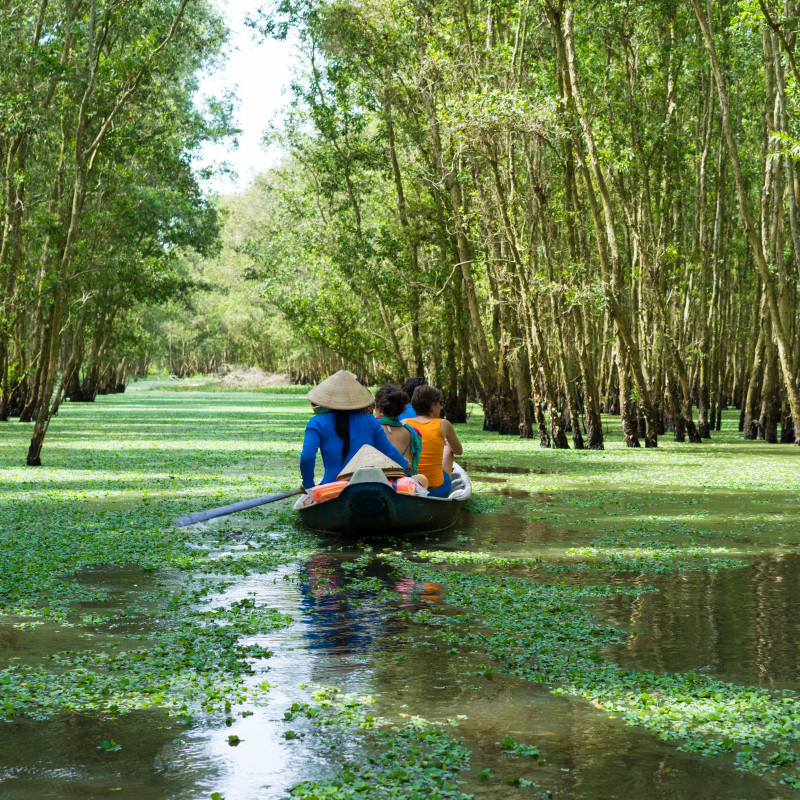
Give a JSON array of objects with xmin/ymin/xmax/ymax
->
[
  {"xmin": 0, "ymin": 390, "xmax": 315, "ymax": 720},
  {"xmin": 283, "ymin": 716, "xmax": 472, "ymax": 800},
  {"xmin": 498, "ymin": 737, "xmax": 542, "ymax": 760},
  {"xmin": 0, "ymin": 0, "xmax": 235, "ymax": 461}
]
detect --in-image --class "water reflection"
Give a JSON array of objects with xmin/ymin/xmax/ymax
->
[
  {"xmin": 603, "ymin": 553, "xmax": 800, "ymax": 687},
  {"xmin": 298, "ymin": 551, "xmax": 441, "ymax": 652},
  {"xmin": 0, "ymin": 711, "xmax": 197, "ymax": 800},
  {"xmin": 0, "ymin": 521, "xmax": 790, "ymax": 800},
  {"xmin": 455, "ymin": 501, "xmax": 800, "ymax": 692}
]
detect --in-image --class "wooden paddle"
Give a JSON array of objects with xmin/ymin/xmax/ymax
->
[{"xmin": 173, "ymin": 488, "xmax": 305, "ymax": 527}]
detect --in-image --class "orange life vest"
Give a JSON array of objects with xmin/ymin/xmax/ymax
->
[{"xmin": 310, "ymin": 481, "xmax": 349, "ymax": 503}]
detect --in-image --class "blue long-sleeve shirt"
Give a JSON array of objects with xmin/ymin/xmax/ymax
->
[{"xmin": 300, "ymin": 410, "xmax": 409, "ymax": 488}]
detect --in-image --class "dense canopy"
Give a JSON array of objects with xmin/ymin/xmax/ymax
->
[
  {"xmin": 0, "ymin": 0, "xmax": 229, "ymax": 463},
  {"xmin": 1, "ymin": 0, "xmax": 799, "ymax": 462}
]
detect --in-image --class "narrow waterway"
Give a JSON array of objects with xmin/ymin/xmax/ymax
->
[{"xmin": 2, "ymin": 486, "xmax": 792, "ymax": 799}]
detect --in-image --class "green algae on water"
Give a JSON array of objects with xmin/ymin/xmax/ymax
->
[{"xmin": 2, "ymin": 389, "xmax": 800, "ymax": 796}]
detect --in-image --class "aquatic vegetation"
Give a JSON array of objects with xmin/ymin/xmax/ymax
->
[
  {"xmin": 377, "ymin": 553, "xmax": 800, "ymax": 785},
  {"xmin": 463, "ymin": 495, "xmax": 510, "ymax": 514},
  {"xmin": 0, "ymin": 585, "xmax": 293, "ymax": 720},
  {"xmin": 282, "ymin": 722, "xmax": 473, "ymax": 800},
  {"xmin": 288, "ymin": 686, "xmax": 383, "ymax": 731},
  {"xmin": 2, "ymin": 389, "xmax": 800, "ymax": 796},
  {"xmin": 498, "ymin": 736, "xmax": 543, "ymax": 761},
  {"xmin": 0, "ymin": 392, "xmax": 320, "ymax": 721},
  {"xmin": 418, "ymin": 549, "xmax": 542, "ymax": 569},
  {"xmin": 154, "ymin": 384, "xmax": 313, "ymax": 394},
  {"xmin": 280, "ymin": 688, "xmax": 473, "ymax": 800},
  {"xmin": 97, "ymin": 739, "xmax": 122, "ymax": 753},
  {"xmin": 563, "ymin": 541, "xmax": 746, "ymax": 574}
]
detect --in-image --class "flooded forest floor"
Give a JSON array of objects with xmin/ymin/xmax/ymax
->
[{"xmin": 1, "ymin": 385, "xmax": 799, "ymax": 800}]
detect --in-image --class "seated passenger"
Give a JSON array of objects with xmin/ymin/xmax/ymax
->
[
  {"xmin": 406, "ymin": 385, "xmax": 463, "ymax": 498},
  {"xmin": 300, "ymin": 371, "xmax": 408, "ymax": 489},
  {"xmin": 398, "ymin": 376, "xmax": 426, "ymax": 421},
  {"xmin": 373, "ymin": 385, "xmax": 428, "ymax": 488}
]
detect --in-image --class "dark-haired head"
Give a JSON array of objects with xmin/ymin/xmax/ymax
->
[
  {"xmin": 401, "ymin": 376, "xmax": 426, "ymax": 398},
  {"xmin": 411, "ymin": 384, "xmax": 444, "ymax": 416},
  {"xmin": 374, "ymin": 384, "xmax": 409, "ymax": 419}
]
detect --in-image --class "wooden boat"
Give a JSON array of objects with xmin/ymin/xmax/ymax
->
[{"xmin": 294, "ymin": 463, "xmax": 472, "ymax": 536}]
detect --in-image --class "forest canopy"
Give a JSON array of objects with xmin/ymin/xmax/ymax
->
[
  {"xmin": 2, "ymin": 0, "xmax": 800, "ymax": 461},
  {"xmin": 0, "ymin": 0, "xmax": 231, "ymax": 464}
]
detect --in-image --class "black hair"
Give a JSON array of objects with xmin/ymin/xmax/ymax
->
[
  {"xmin": 411, "ymin": 384, "xmax": 444, "ymax": 416},
  {"xmin": 374, "ymin": 384, "xmax": 409, "ymax": 419},
  {"xmin": 401, "ymin": 376, "xmax": 426, "ymax": 398},
  {"xmin": 334, "ymin": 411, "xmax": 351, "ymax": 462}
]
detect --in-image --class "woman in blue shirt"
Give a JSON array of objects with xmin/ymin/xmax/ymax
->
[{"xmin": 300, "ymin": 371, "xmax": 408, "ymax": 488}]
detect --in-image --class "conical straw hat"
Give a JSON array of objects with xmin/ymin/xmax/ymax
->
[
  {"xmin": 307, "ymin": 370, "xmax": 374, "ymax": 410},
  {"xmin": 337, "ymin": 444, "xmax": 405, "ymax": 480}
]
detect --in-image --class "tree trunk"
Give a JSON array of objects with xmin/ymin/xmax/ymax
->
[
  {"xmin": 616, "ymin": 348, "xmax": 640, "ymax": 447},
  {"xmin": 691, "ymin": 0, "xmax": 800, "ymax": 443},
  {"xmin": 758, "ymin": 332, "xmax": 779, "ymax": 443},
  {"xmin": 573, "ymin": 306, "xmax": 604, "ymax": 449},
  {"xmin": 558, "ymin": 6, "xmax": 658, "ymax": 446},
  {"xmin": 532, "ymin": 383, "xmax": 551, "ymax": 448},
  {"xmin": 743, "ymin": 323, "xmax": 766, "ymax": 439},
  {"xmin": 26, "ymin": 287, "xmax": 66, "ymax": 465}
]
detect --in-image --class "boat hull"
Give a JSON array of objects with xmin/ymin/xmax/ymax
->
[
  {"xmin": 298, "ymin": 482, "xmax": 460, "ymax": 535},
  {"xmin": 298, "ymin": 464, "xmax": 471, "ymax": 536}
]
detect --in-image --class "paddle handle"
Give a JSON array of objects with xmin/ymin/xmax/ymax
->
[{"xmin": 173, "ymin": 488, "xmax": 305, "ymax": 527}]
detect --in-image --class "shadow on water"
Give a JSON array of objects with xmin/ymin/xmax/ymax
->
[
  {"xmin": 461, "ymin": 461, "xmax": 555, "ymax": 475},
  {"xmin": 458, "ymin": 508, "xmax": 578, "ymax": 546}
]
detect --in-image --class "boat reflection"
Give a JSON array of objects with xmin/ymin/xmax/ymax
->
[{"xmin": 298, "ymin": 552, "xmax": 441, "ymax": 652}]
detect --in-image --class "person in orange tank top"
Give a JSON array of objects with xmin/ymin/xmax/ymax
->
[{"xmin": 407, "ymin": 385, "xmax": 463, "ymax": 498}]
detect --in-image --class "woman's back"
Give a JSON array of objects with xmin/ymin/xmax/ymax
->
[
  {"xmin": 381, "ymin": 423, "xmax": 411, "ymax": 461},
  {"xmin": 301, "ymin": 410, "xmax": 407, "ymax": 487},
  {"xmin": 412, "ymin": 417, "xmax": 445, "ymax": 488}
]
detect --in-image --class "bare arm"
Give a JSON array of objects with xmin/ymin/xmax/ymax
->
[{"xmin": 440, "ymin": 419, "xmax": 463, "ymax": 455}]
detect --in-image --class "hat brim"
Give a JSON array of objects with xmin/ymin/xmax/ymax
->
[
  {"xmin": 307, "ymin": 371, "xmax": 374, "ymax": 410},
  {"xmin": 306, "ymin": 387, "xmax": 373, "ymax": 410},
  {"xmin": 338, "ymin": 466, "xmax": 406, "ymax": 480},
  {"xmin": 336, "ymin": 443, "xmax": 406, "ymax": 480}
]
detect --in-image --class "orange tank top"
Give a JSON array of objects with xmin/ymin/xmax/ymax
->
[{"xmin": 412, "ymin": 417, "xmax": 445, "ymax": 488}]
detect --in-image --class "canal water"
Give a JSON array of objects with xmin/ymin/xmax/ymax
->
[{"xmin": 0, "ymin": 472, "xmax": 793, "ymax": 799}]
